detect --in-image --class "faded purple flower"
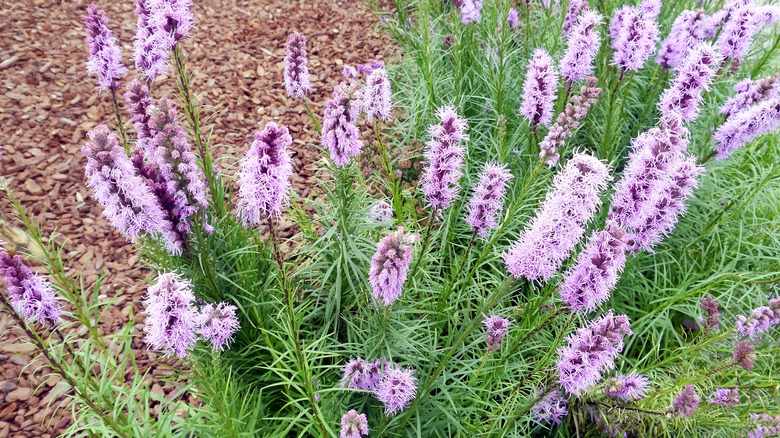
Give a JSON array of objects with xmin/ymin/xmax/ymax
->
[
  {"xmin": 520, "ymin": 49, "xmax": 559, "ymax": 128},
  {"xmin": 466, "ymin": 163, "xmax": 513, "ymax": 238},
  {"xmin": 357, "ymin": 60, "xmax": 384, "ymax": 75},
  {"xmin": 375, "ymin": 366, "xmax": 417, "ymax": 415},
  {"xmin": 531, "ymin": 389, "xmax": 569, "ymax": 424},
  {"xmin": 370, "ymin": 201, "xmax": 394, "ymax": 224},
  {"xmin": 483, "ymin": 314, "xmax": 511, "ymax": 351},
  {"xmin": 720, "ymin": 74, "xmax": 780, "ymax": 119},
  {"xmin": 236, "ymin": 122, "xmax": 293, "ymax": 224},
  {"xmin": 561, "ymin": 11, "xmax": 603, "ymax": 84},
  {"xmin": 363, "ymin": 68, "xmax": 392, "ymax": 122},
  {"xmin": 733, "ymin": 341, "xmax": 757, "ymax": 370},
  {"xmin": 340, "ymin": 357, "xmax": 384, "ymax": 391},
  {"xmin": 420, "ymin": 106, "xmax": 469, "ymax": 210},
  {"xmin": 322, "ymin": 82, "xmax": 363, "ymax": 167},
  {"xmin": 699, "ymin": 294, "xmax": 720, "ymax": 331},
  {"xmin": 84, "ymin": 4, "xmax": 127, "ymax": 92},
  {"xmin": 284, "ymin": 32, "xmax": 312, "ymax": 99},
  {"xmin": 507, "ymin": 8, "xmax": 520, "ymax": 28},
  {"xmin": 671, "ymin": 384, "xmax": 701, "ymax": 418},
  {"xmin": 736, "ymin": 299, "xmax": 780, "ymax": 338},
  {"xmin": 658, "ymin": 42, "xmax": 721, "ymax": 122},
  {"xmin": 714, "ymin": 97, "xmax": 780, "ymax": 160},
  {"xmin": 143, "ymin": 272, "xmax": 198, "ymax": 358},
  {"xmin": 459, "ymin": 0, "xmax": 483, "ymax": 24},
  {"xmin": 0, "ymin": 252, "xmax": 62, "ymax": 326},
  {"xmin": 657, "ymin": 10, "xmax": 711, "ymax": 70},
  {"xmin": 340, "ymin": 410, "xmax": 369, "ymax": 438},
  {"xmin": 369, "ymin": 228, "xmax": 419, "ymax": 306},
  {"xmin": 197, "ymin": 302, "xmax": 240, "ymax": 352},
  {"xmin": 504, "ymin": 152, "xmax": 610, "ymax": 282},
  {"xmin": 610, "ymin": 2, "xmax": 660, "ymax": 72},
  {"xmin": 756, "ymin": 5, "xmax": 780, "ymax": 25},
  {"xmin": 604, "ymin": 372, "xmax": 650, "ymax": 401},
  {"xmin": 749, "ymin": 414, "xmax": 780, "ymax": 438},
  {"xmin": 708, "ymin": 388, "xmax": 740, "ymax": 407},
  {"xmin": 343, "ymin": 65, "xmax": 358, "ymax": 79}
]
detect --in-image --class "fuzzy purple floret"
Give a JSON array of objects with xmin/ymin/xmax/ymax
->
[
  {"xmin": 507, "ymin": 8, "xmax": 520, "ymax": 28},
  {"xmin": 459, "ymin": 0, "xmax": 483, "ymax": 24},
  {"xmin": 717, "ymin": 3, "xmax": 760, "ymax": 61},
  {"xmin": 708, "ymin": 388, "xmax": 740, "ymax": 407},
  {"xmin": 197, "ymin": 302, "xmax": 240, "ymax": 352},
  {"xmin": 322, "ymin": 82, "xmax": 363, "ymax": 167},
  {"xmin": 483, "ymin": 314, "xmax": 511, "ymax": 351},
  {"xmin": 284, "ymin": 32, "xmax": 312, "ymax": 99},
  {"xmin": 375, "ymin": 366, "xmax": 417, "ymax": 415},
  {"xmin": 133, "ymin": 0, "xmax": 173, "ymax": 81},
  {"xmin": 420, "ymin": 106, "xmax": 469, "ymax": 210},
  {"xmin": 370, "ymin": 201, "xmax": 394, "ymax": 224},
  {"xmin": 84, "ymin": 4, "xmax": 127, "ymax": 92},
  {"xmin": 363, "ymin": 68, "xmax": 392, "ymax": 122},
  {"xmin": 720, "ymin": 74, "xmax": 780, "ymax": 119},
  {"xmin": 340, "ymin": 357, "xmax": 385, "ymax": 391},
  {"xmin": 466, "ymin": 163, "xmax": 513, "ymax": 238},
  {"xmin": 562, "ymin": 0, "xmax": 589, "ymax": 35},
  {"xmin": 714, "ymin": 97, "xmax": 780, "ymax": 161},
  {"xmin": 736, "ymin": 298, "xmax": 780, "ymax": 338},
  {"xmin": 143, "ymin": 272, "xmax": 198, "ymax": 358},
  {"xmin": 520, "ymin": 49, "xmax": 559, "ymax": 128},
  {"xmin": 340, "ymin": 410, "xmax": 369, "ymax": 438},
  {"xmin": 0, "ymin": 253, "xmax": 62, "ymax": 326},
  {"xmin": 610, "ymin": 2, "xmax": 660, "ymax": 72},
  {"xmin": 504, "ymin": 152, "xmax": 610, "ymax": 282},
  {"xmin": 603, "ymin": 372, "xmax": 650, "ymax": 401},
  {"xmin": 369, "ymin": 228, "xmax": 419, "ymax": 306},
  {"xmin": 236, "ymin": 122, "xmax": 293, "ymax": 224},
  {"xmin": 561, "ymin": 11, "xmax": 603, "ymax": 84},
  {"xmin": 531, "ymin": 389, "xmax": 569, "ymax": 424},
  {"xmin": 658, "ymin": 42, "xmax": 721, "ymax": 122},
  {"xmin": 671, "ymin": 384, "xmax": 701, "ymax": 418},
  {"xmin": 657, "ymin": 10, "xmax": 711, "ymax": 70},
  {"xmin": 124, "ymin": 78, "xmax": 156, "ymax": 154}
]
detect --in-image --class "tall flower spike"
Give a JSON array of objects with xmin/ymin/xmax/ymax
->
[
  {"xmin": 0, "ymin": 252, "xmax": 62, "ymax": 326},
  {"xmin": 720, "ymin": 74, "xmax": 780, "ymax": 119},
  {"xmin": 322, "ymin": 82, "xmax": 363, "ymax": 167},
  {"xmin": 658, "ymin": 42, "xmax": 721, "ymax": 122},
  {"xmin": 559, "ymin": 221, "xmax": 627, "ymax": 313},
  {"xmin": 375, "ymin": 366, "xmax": 417, "ymax": 415},
  {"xmin": 369, "ymin": 201, "xmax": 394, "ymax": 224},
  {"xmin": 708, "ymin": 388, "xmax": 740, "ymax": 407},
  {"xmin": 459, "ymin": 0, "xmax": 483, "ymax": 24},
  {"xmin": 699, "ymin": 294, "xmax": 721, "ymax": 331},
  {"xmin": 465, "ymin": 163, "xmax": 513, "ymax": 238},
  {"xmin": 603, "ymin": 372, "xmax": 650, "ymax": 401},
  {"xmin": 556, "ymin": 311, "xmax": 633, "ymax": 396},
  {"xmin": 369, "ymin": 228, "xmax": 419, "ymax": 306},
  {"xmin": 340, "ymin": 410, "xmax": 369, "ymax": 438},
  {"xmin": 82, "ymin": 125, "xmax": 173, "ymax": 244},
  {"xmin": 197, "ymin": 302, "xmax": 240, "ymax": 352},
  {"xmin": 143, "ymin": 272, "xmax": 198, "ymax": 358},
  {"xmin": 84, "ymin": 4, "xmax": 127, "ymax": 92},
  {"xmin": 420, "ymin": 106, "xmax": 469, "ymax": 210},
  {"xmin": 717, "ymin": 3, "xmax": 760, "ymax": 62},
  {"xmin": 363, "ymin": 67, "xmax": 392, "ymax": 122},
  {"xmin": 504, "ymin": 152, "xmax": 610, "ymax": 282},
  {"xmin": 124, "ymin": 78, "xmax": 155, "ymax": 153},
  {"xmin": 562, "ymin": 0, "xmax": 589, "ymax": 35},
  {"xmin": 507, "ymin": 8, "xmax": 520, "ymax": 28},
  {"xmin": 236, "ymin": 122, "xmax": 293, "ymax": 225},
  {"xmin": 284, "ymin": 32, "xmax": 312, "ymax": 99},
  {"xmin": 733, "ymin": 341, "xmax": 757, "ymax": 370},
  {"xmin": 520, "ymin": 49, "xmax": 559, "ymax": 128},
  {"xmin": 133, "ymin": 0, "xmax": 172, "ymax": 81},
  {"xmin": 539, "ymin": 77, "xmax": 602, "ymax": 167},
  {"xmin": 610, "ymin": 2, "xmax": 660, "ymax": 72},
  {"xmin": 531, "ymin": 389, "xmax": 569, "ymax": 424},
  {"xmin": 561, "ymin": 11, "xmax": 603, "ymax": 84},
  {"xmin": 483, "ymin": 315, "xmax": 511, "ymax": 351},
  {"xmin": 671, "ymin": 384, "xmax": 701, "ymax": 418},
  {"xmin": 150, "ymin": 0, "xmax": 194, "ymax": 43},
  {"xmin": 713, "ymin": 97, "xmax": 780, "ymax": 160},
  {"xmin": 340, "ymin": 357, "xmax": 385, "ymax": 391},
  {"xmin": 657, "ymin": 10, "xmax": 711, "ymax": 70},
  {"xmin": 735, "ymin": 299, "xmax": 780, "ymax": 338}
]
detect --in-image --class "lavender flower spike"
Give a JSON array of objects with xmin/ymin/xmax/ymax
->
[
  {"xmin": 507, "ymin": 8, "xmax": 520, "ymax": 28},
  {"xmin": 658, "ymin": 42, "xmax": 721, "ymax": 122},
  {"xmin": 656, "ymin": 10, "xmax": 711, "ymax": 70},
  {"xmin": 150, "ymin": 0, "xmax": 194, "ymax": 43},
  {"xmin": 733, "ymin": 341, "xmax": 757, "ymax": 370},
  {"xmin": 369, "ymin": 228, "xmax": 419, "ymax": 306},
  {"xmin": 466, "ymin": 163, "xmax": 513, "ymax": 238},
  {"xmin": 610, "ymin": 1, "xmax": 660, "ymax": 72},
  {"xmin": 84, "ymin": 4, "xmax": 127, "ymax": 92},
  {"xmin": 562, "ymin": 0, "xmax": 589, "ymax": 35},
  {"xmin": 340, "ymin": 357, "xmax": 384, "ymax": 391},
  {"xmin": 375, "ymin": 366, "xmax": 417, "ymax": 415},
  {"xmin": 671, "ymin": 384, "xmax": 701, "ymax": 418},
  {"xmin": 420, "ymin": 106, "xmax": 469, "ymax": 210},
  {"xmin": 340, "ymin": 410, "xmax": 369, "ymax": 438},
  {"xmin": 236, "ymin": 122, "xmax": 293, "ymax": 225},
  {"xmin": 520, "ymin": 49, "xmax": 559, "ymax": 129},
  {"xmin": 363, "ymin": 67, "xmax": 392, "ymax": 122},
  {"xmin": 699, "ymin": 294, "xmax": 721, "ymax": 331},
  {"xmin": 0, "ymin": 252, "xmax": 62, "ymax": 326},
  {"xmin": 531, "ymin": 389, "xmax": 569, "ymax": 424},
  {"xmin": 539, "ymin": 78, "xmax": 602, "ymax": 167},
  {"xmin": 556, "ymin": 311, "xmax": 632, "ymax": 396},
  {"xmin": 561, "ymin": 10, "xmax": 603, "ymax": 84},
  {"xmin": 708, "ymin": 388, "xmax": 740, "ymax": 407},
  {"xmin": 504, "ymin": 152, "xmax": 610, "ymax": 282},
  {"xmin": 720, "ymin": 74, "xmax": 780, "ymax": 119},
  {"xmin": 483, "ymin": 315, "xmax": 511, "ymax": 351},
  {"xmin": 124, "ymin": 78, "xmax": 155, "ymax": 153},
  {"xmin": 370, "ymin": 201, "xmax": 394, "ymax": 224},
  {"xmin": 713, "ymin": 98, "xmax": 780, "ymax": 161},
  {"xmin": 717, "ymin": 4, "xmax": 760, "ymax": 62},
  {"xmin": 735, "ymin": 298, "xmax": 780, "ymax": 338},
  {"xmin": 284, "ymin": 32, "xmax": 313, "ymax": 99},
  {"xmin": 322, "ymin": 82, "xmax": 363, "ymax": 167},
  {"xmin": 604, "ymin": 372, "xmax": 650, "ymax": 401},
  {"xmin": 197, "ymin": 302, "xmax": 240, "ymax": 352},
  {"xmin": 143, "ymin": 272, "xmax": 198, "ymax": 358},
  {"xmin": 559, "ymin": 221, "xmax": 627, "ymax": 313},
  {"xmin": 133, "ymin": 0, "xmax": 172, "ymax": 82},
  {"xmin": 459, "ymin": 0, "xmax": 483, "ymax": 25}
]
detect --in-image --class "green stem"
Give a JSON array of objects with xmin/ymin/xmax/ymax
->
[
  {"xmin": 110, "ymin": 89, "xmax": 130, "ymax": 155},
  {"xmin": 410, "ymin": 208, "xmax": 438, "ymax": 278}
]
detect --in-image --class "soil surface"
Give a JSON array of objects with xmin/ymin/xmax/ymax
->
[{"xmin": 0, "ymin": 1, "xmax": 393, "ymax": 436}]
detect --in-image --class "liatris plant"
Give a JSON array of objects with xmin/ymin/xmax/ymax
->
[
  {"xmin": 322, "ymin": 82, "xmax": 363, "ymax": 167},
  {"xmin": 539, "ymin": 77, "xmax": 602, "ymax": 166},
  {"xmin": 520, "ymin": 48, "xmax": 559, "ymax": 130},
  {"xmin": 610, "ymin": 0, "xmax": 660, "ymax": 73},
  {"xmin": 420, "ymin": 105, "xmax": 469, "ymax": 211},
  {"xmin": 671, "ymin": 384, "xmax": 701, "ymax": 418},
  {"xmin": 284, "ymin": 31, "xmax": 313, "ymax": 99},
  {"xmin": 560, "ymin": 11, "xmax": 603, "ymax": 84},
  {"xmin": 465, "ymin": 162, "xmax": 513, "ymax": 238},
  {"xmin": 603, "ymin": 372, "xmax": 650, "ymax": 401},
  {"xmin": 369, "ymin": 228, "xmax": 419, "ymax": 306},
  {"xmin": 708, "ymin": 388, "xmax": 740, "ymax": 407},
  {"xmin": 0, "ymin": 251, "xmax": 61, "ymax": 326},
  {"xmin": 84, "ymin": 3, "xmax": 127, "ymax": 92}
]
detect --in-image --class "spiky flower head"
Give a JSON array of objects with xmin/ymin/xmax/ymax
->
[
  {"xmin": 708, "ymin": 388, "xmax": 740, "ymax": 407},
  {"xmin": 420, "ymin": 106, "xmax": 469, "ymax": 210},
  {"xmin": 459, "ymin": 0, "xmax": 483, "ymax": 24},
  {"xmin": 466, "ymin": 163, "xmax": 513, "ymax": 238},
  {"xmin": 561, "ymin": 11, "xmax": 603, "ymax": 84},
  {"xmin": 84, "ymin": 4, "xmax": 127, "ymax": 92},
  {"xmin": 340, "ymin": 410, "xmax": 369, "ymax": 438},
  {"xmin": 504, "ymin": 152, "xmax": 610, "ymax": 282},
  {"xmin": 604, "ymin": 372, "xmax": 650, "ymax": 401},
  {"xmin": 322, "ymin": 82, "xmax": 363, "ymax": 167},
  {"xmin": 733, "ymin": 341, "xmax": 757, "ymax": 370},
  {"xmin": 520, "ymin": 49, "xmax": 559, "ymax": 128},
  {"xmin": 610, "ymin": 1, "xmax": 660, "ymax": 72},
  {"xmin": 284, "ymin": 31, "xmax": 312, "ymax": 99},
  {"xmin": 531, "ymin": 389, "xmax": 569, "ymax": 424},
  {"xmin": 735, "ymin": 299, "xmax": 780, "ymax": 338},
  {"xmin": 143, "ymin": 272, "xmax": 198, "ymax": 358},
  {"xmin": 483, "ymin": 315, "xmax": 511, "ymax": 351},
  {"xmin": 197, "ymin": 302, "xmax": 240, "ymax": 352},
  {"xmin": 0, "ymin": 252, "xmax": 62, "ymax": 326},
  {"xmin": 150, "ymin": 0, "xmax": 194, "ymax": 42},
  {"xmin": 658, "ymin": 42, "xmax": 721, "ymax": 122},
  {"xmin": 720, "ymin": 74, "xmax": 780, "ymax": 119},
  {"xmin": 375, "ymin": 366, "xmax": 417, "ymax": 415},
  {"xmin": 133, "ymin": 0, "xmax": 173, "ymax": 81},
  {"xmin": 340, "ymin": 357, "xmax": 385, "ymax": 391},
  {"xmin": 370, "ymin": 201, "xmax": 394, "ymax": 224},
  {"xmin": 124, "ymin": 78, "xmax": 155, "ymax": 149},
  {"xmin": 369, "ymin": 228, "xmax": 418, "ymax": 306},
  {"xmin": 507, "ymin": 8, "xmax": 520, "ymax": 28},
  {"xmin": 699, "ymin": 294, "xmax": 721, "ymax": 331},
  {"xmin": 557, "ymin": 311, "xmax": 633, "ymax": 396},
  {"xmin": 657, "ymin": 9, "xmax": 711, "ymax": 70},
  {"xmin": 671, "ymin": 384, "xmax": 701, "ymax": 418},
  {"xmin": 559, "ymin": 221, "xmax": 627, "ymax": 313},
  {"xmin": 717, "ymin": 3, "xmax": 760, "ymax": 61},
  {"xmin": 236, "ymin": 122, "xmax": 293, "ymax": 224},
  {"xmin": 562, "ymin": 0, "xmax": 589, "ymax": 35},
  {"xmin": 363, "ymin": 68, "xmax": 392, "ymax": 122},
  {"xmin": 714, "ymin": 97, "xmax": 780, "ymax": 160}
]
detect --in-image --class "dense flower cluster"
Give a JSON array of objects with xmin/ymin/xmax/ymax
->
[
  {"xmin": 340, "ymin": 410, "xmax": 369, "ymax": 438},
  {"xmin": 735, "ymin": 299, "xmax": 780, "ymax": 338},
  {"xmin": 561, "ymin": 11, "xmax": 603, "ymax": 84},
  {"xmin": 749, "ymin": 414, "xmax": 780, "ymax": 438},
  {"xmin": 465, "ymin": 163, "xmax": 513, "ymax": 238},
  {"xmin": 483, "ymin": 315, "xmax": 511, "ymax": 351},
  {"xmin": 539, "ymin": 78, "xmax": 602, "ymax": 167},
  {"xmin": 562, "ymin": 0, "xmax": 588, "ymax": 35},
  {"xmin": 610, "ymin": 0, "xmax": 660, "ymax": 72},
  {"xmin": 603, "ymin": 372, "xmax": 650, "ymax": 401},
  {"xmin": 420, "ymin": 106, "xmax": 469, "ymax": 210},
  {"xmin": 671, "ymin": 384, "xmax": 701, "ymax": 418},
  {"xmin": 375, "ymin": 366, "xmax": 417, "ymax": 415},
  {"xmin": 708, "ymin": 388, "xmax": 740, "ymax": 407},
  {"xmin": 143, "ymin": 272, "xmax": 199, "ymax": 358},
  {"xmin": 369, "ymin": 228, "xmax": 419, "ymax": 306},
  {"xmin": 657, "ymin": 9, "xmax": 711, "ymax": 70},
  {"xmin": 362, "ymin": 68, "xmax": 392, "ymax": 122},
  {"xmin": 520, "ymin": 49, "xmax": 559, "ymax": 128},
  {"xmin": 458, "ymin": 0, "xmax": 483, "ymax": 24},
  {"xmin": 284, "ymin": 32, "xmax": 312, "ymax": 98},
  {"xmin": 658, "ymin": 42, "xmax": 722, "ymax": 122},
  {"xmin": 717, "ymin": 3, "xmax": 760, "ymax": 62},
  {"xmin": 699, "ymin": 294, "xmax": 721, "ymax": 331},
  {"xmin": 531, "ymin": 389, "xmax": 569, "ymax": 424},
  {"xmin": 132, "ymin": 0, "xmax": 194, "ymax": 81},
  {"xmin": 197, "ymin": 302, "xmax": 240, "ymax": 352},
  {"xmin": 733, "ymin": 341, "xmax": 757, "ymax": 370},
  {"xmin": 84, "ymin": 4, "xmax": 127, "ymax": 92},
  {"xmin": 720, "ymin": 74, "xmax": 780, "ymax": 119},
  {"xmin": 0, "ymin": 252, "xmax": 62, "ymax": 326},
  {"xmin": 322, "ymin": 82, "xmax": 363, "ymax": 167},
  {"xmin": 124, "ymin": 79, "xmax": 155, "ymax": 151},
  {"xmin": 714, "ymin": 97, "xmax": 780, "ymax": 160},
  {"xmin": 504, "ymin": 152, "xmax": 610, "ymax": 282},
  {"xmin": 340, "ymin": 357, "xmax": 385, "ymax": 391}
]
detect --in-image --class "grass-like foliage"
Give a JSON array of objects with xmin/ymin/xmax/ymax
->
[{"xmin": 1, "ymin": 0, "xmax": 780, "ymax": 436}]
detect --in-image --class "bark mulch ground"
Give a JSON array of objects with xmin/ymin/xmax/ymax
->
[{"xmin": 0, "ymin": 1, "xmax": 393, "ymax": 436}]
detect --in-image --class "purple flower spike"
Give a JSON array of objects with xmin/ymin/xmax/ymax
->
[
  {"xmin": 236, "ymin": 122, "xmax": 293, "ymax": 225},
  {"xmin": 658, "ymin": 42, "xmax": 721, "ymax": 122},
  {"xmin": 717, "ymin": 4, "xmax": 760, "ymax": 62},
  {"xmin": 507, "ymin": 8, "xmax": 520, "ymax": 28},
  {"xmin": 520, "ymin": 49, "xmax": 559, "ymax": 129},
  {"xmin": 708, "ymin": 388, "xmax": 740, "ymax": 407},
  {"xmin": 151, "ymin": 0, "xmax": 194, "ymax": 43},
  {"xmin": 369, "ymin": 228, "xmax": 419, "ymax": 306},
  {"xmin": 561, "ymin": 11, "xmax": 603, "ymax": 84},
  {"xmin": 604, "ymin": 372, "xmax": 650, "ymax": 401},
  {"xmin": 556, "ymin": 311, "xmax": 632, "ymax": 396},
  {"xmin": 284, "ymin": 32, "xmax": 312, "ymax": 99},
  {"xmin": 714, "ymin": 98, "xmax": 780, "ymax": 161},
  {"xmin": 699, "ymin": 294, "xmax": 721, "ymax": 331},
  {"xmin": 133, "ymin": 0, "xmax": 172, "ymax": 81},
  {"xmin": 671, "ymin": 384, "xmax": 701, "ymax": 418},
  {"xmin": 197, "ymin": 302, "xmax": 240, "ymax": 352},
  {"xmin": 756, "ymin": 5, "xmax": 780, "ymax": 25},
  {"xmin": 124, "ymin": 78, "xmax": 155, "ymax": 152},
  {"xmin": 363, "ymin": 68, "xmax": 392, "ymax": 122},
  {"xmin": 370, "ymin": 201, "xmax": 394, "ymax": 224},
  {"xmin": 735, "ymin": 299, "xmax": 780, "ymax": 338},
  {"xmin": 375, "ymin": 366, "xmax": 417, "ymax": 415},
  {"xmin": 504, "ymin": 152, "xmax": 610, "ymax": 282},
  {"xmin": 562, "ymin": 0, "xmax": 589, "ymax": 35},
  {"xmin": 143, "ymin": 272, "xmax": 198, "ymax": 358},
  {"xmin": 610, "ymin": 2, "xmax": 660, "ymax": 72},
  {"xmin": 531, "ymin": 389, "xmax": 569, "ymax": 424},
  {"xmin": 420, "ymin": 106, "xmax": 469, "ymax": 210},
  {"xmin": 343, "ymin": 65, "xmax": 358, "ymax": 79},
  {"xmin": 483, "ymin": 315, "xmax": 511, "ymax": 351},
  {"xmin": 340, "ymin": 357, "xmax": 385, "ymax": 391},
  {"xmin": 720, "ymin": 74, "xmax": 780, "ymax": 119},
  {"xmin": 657, "ymin": 10, "xmax": 711, "ymax": 70},
  {"xmin": 559, "ymin": 221, "xmax": 627, "ymax": 313},
  {"xmin": 356, "ymin": 60, "xmax": 384, "ymax": 75},
  {"xmin": 539, "ymin": 78, "xmax": 602, "ymax": 167},
  {"xmin": 322, "ymin": 82, "xmax": 363, "ymax": 167},
  {"xmin": 340, "ymin": 410, "xmax": 369, "ymax": 438},
  {"xmin": 84, "ymin": 4, "xmax": 127, "ymax": 92},
  {"xmin": 466, "ymin": 163, "xmax": 513, "ymax": 238},
  {"xmin": 749, "ymin": 414, "xmax": 780, "ymax": 438},
  {"xmin": 0, "ymin": 252, "xmax": 62, "ymax": 326},
  {"xmin": 459, "ymin": 0, "xmax": 483, "ymax": 24},
  {"xmin": 733, "ymin": 341, "xmax": 757, "ymax": 370}
]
